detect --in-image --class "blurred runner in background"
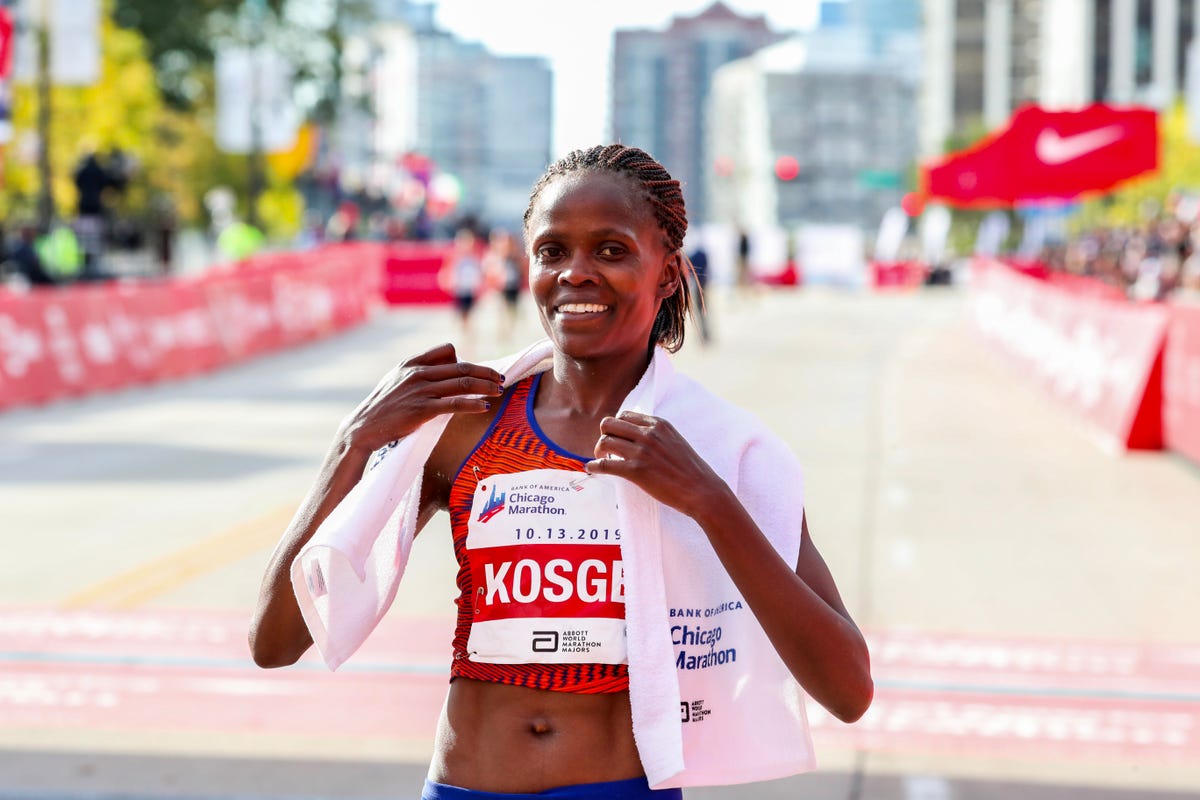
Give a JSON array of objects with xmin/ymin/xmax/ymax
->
[
  {"xmin": 484, "ymin": 226, "xmax": 527, "ymax": 342},
  {"xmin": 439, "ymin": 226, "xmax": 486, "ymax": 348}
]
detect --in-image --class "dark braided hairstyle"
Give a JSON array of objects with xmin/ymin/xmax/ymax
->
[{"xmin": 523, "ymin": 144, "xmax": 696, "ymax": 353}]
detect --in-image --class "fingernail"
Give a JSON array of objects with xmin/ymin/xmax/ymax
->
[
  {"xmin": 484, "ymin": 401, "xmax": 492, "ymax": 410},
  {"xmin": 499, "ymin": 374, "xmax": 506, "ymax": 383}
]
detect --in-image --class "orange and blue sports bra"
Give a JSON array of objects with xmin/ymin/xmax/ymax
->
[{"xmin": 446, "ymin": 373, "xmax": 630, "ymax": 694}]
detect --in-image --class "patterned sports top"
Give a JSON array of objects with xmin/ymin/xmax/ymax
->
[{"xmin": 446, "ymin": 373, "xmax": 630, "ymax": 693}]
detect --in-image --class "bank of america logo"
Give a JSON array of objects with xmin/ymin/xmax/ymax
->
[{"xmin": 477, "ymin": 484, "xmax": 506, "ymax": 523}]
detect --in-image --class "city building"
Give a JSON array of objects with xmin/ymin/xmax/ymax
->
[
  {"xmin": 610, "ymin": 2, "xmax": 786, "ymax": 224},
  {"xmin": 325, "ymin": 1, "xmax": 555, "ymax": 231},
  {"xmin": 921, "ymin": 0, "xmax": 1199, "ymax": 156},
  {"xmin": 850, "ymin": 0, "xmax": 922, "ymax": 53},
  {"xmin": 706, "ymin": 6, "xmax": 919, "ymax": 234}
]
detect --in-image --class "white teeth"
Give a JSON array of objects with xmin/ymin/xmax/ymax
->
[{"xmin": 558, "ymin": 303, "xmax": 608, "ymax": 313}]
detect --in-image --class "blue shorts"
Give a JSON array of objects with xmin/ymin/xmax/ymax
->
[{"xmin": 421, "ymin": 777, "xmax": 682, "ymax": 800}]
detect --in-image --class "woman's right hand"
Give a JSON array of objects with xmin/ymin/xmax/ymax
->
[{"xmin": 339, "ymin": 342, "xmax": 504, "ymax": 453}]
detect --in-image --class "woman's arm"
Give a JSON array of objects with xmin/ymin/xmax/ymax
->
[
  {"xmin": 248, "ymin": 343, "xmax": 504, "ymax": 668},
  {"xmin": 586, "ymin": 411, "xmax": 873, "ymax": 723},
  {"xmin": 248, "ymin": 434, "xmax": 374, "ymax": 668}
]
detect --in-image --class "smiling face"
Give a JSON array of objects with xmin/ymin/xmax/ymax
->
[{"xmin": 525, "ymin": 171, "xmax": 682, "ymax": 362}]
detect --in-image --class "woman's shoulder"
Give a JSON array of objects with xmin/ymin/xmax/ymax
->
[{"xmin": 425, "ymin": 384, "xmax": 517, "ymax": 505}]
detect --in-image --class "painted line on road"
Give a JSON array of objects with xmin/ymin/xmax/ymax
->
[
  {"xmin": 0, "ymin": 648, "xmax": 1197, "ymax": 705},
  {"xmin": 0, "ymin": 650, "xmax": 449, "ymax": 675},
  {"xmin": 60, "ymin": 504, "xmax": 297, "ymax": 610}
]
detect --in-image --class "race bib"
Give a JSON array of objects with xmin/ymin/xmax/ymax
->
[{"xmin": 465, "ymin": 468, "xmax": 627, "ymax": 664}]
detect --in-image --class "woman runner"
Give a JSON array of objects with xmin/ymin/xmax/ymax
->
[{"xmin": 249, "ymin": 144, "xmax": 872, "ymax": 799}]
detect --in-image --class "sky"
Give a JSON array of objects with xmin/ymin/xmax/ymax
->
[{"xmin": 430, "ymin": 1, "xmax": 822, "ymax": 158}]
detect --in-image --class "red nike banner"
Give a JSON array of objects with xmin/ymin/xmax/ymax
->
[
  {"xmin": 0, "ymin": 9, "xmax": 12, "ymax": 80},
  {"xmin": 923, "ymin": 104, "xmax": 1159, "ymax": 208}
]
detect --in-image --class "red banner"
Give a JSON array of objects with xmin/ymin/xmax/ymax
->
[
  {"xmin": 0, "ymin": 243, "xmax": 383, "ymax": 413},
  {"xmin": 968, "ymin": 259, "xmax": 1169, "ymax": 450},
  {"xmin": 0, "ymin": 8, "xmax": 13, "ymax": 80},
  {"xmin": 1163, "ymin": 303, "xmax": 1200, "ymax": 465},
  {"xmin": 382, "ymin": 241, "xmax": 454, "ymax": 305},
  {"xmin": 870, "ymin": 260, "xmax": 928, "ymax": 290},
  {"xmin": 925, "ymin": 104, "xmax": 1159, "ymax": 207}
]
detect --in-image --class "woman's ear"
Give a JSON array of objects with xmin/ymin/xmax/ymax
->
[{"xmin": 657, "ymin": 250, "xmax": 684, "ymax": 299}]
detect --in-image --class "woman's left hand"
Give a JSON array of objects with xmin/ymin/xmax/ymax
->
[{"xmin": 585, "ymin": 411, "xmax": 723, "ymax": 514}]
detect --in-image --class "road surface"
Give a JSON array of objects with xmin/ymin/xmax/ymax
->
[{"xmin": 2, "ymin": 285, "xmax": 1198, "ymax": 799}]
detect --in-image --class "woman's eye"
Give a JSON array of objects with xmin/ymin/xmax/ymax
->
[
  {"xmin": 598, "ymin": 245, "xmax": 625, "ymax": 258},
  {"xmin": 537, "ymin": 246, "xmax": 564, "ymax": 261}
]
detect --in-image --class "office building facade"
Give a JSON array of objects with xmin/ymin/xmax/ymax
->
[
  {"xmin": 708, "ymin": 30, "xmax": 919, "ymax": 233},
  {"xmin": 611, "ymin": 2, "xmax": 786, "ymax": 224},
  {"xmin": 921, "ymin": 0, "xmax": 1199, "ymax": 156}
]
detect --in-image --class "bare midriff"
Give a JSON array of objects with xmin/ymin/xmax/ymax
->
[{"xmin": 427, "ymin": 678, "xmax": 644, "ymax": 793}]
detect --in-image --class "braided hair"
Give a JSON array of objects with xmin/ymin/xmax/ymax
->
[{"xmin": 523, "ymin": 144, "xmax": 696, "ymax": 353}]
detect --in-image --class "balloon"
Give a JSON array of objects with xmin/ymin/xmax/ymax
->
[{"xmin": 901, "ymin": 192, "xmax": 926, "ymax": 217}]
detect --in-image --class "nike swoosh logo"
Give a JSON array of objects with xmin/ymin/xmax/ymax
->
[{"xmin": 1035, "ymin": 125, "xmax": 1125, "ymax": 165}]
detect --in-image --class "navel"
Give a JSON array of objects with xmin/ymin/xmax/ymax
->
[{"xmin": 528, "ymin": 716, "xmax": 555, "ymax": 736}]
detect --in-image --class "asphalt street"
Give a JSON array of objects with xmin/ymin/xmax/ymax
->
[{"xmin": 1, "ymin": 284, "xmax": 1198, "ymax": 799}]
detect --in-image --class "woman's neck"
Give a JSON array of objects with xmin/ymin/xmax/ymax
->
[{"xmin": 541, "ymin": 347, "xmax": 654, "ymax": 419}]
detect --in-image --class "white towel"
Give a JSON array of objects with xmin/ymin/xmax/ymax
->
[{"xmin": 291, "ymin": 340, "xmax": 815, "ymax": 788}]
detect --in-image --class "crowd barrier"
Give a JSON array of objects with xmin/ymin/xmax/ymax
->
[
  {"xmin": 381, "ymin": 241, "xmax": 454, "ymax": 305},
  {"xmin": 870, "ymin": 260, "xmax": 928, "ymax": 290},
  {"xmin": 968, "ymin": 257, "xmax": 1182, "ymax": 453},
  {"xmin": 0, "ymin": 242, "xmax": 383, "ymax": 413},
  {"xmin": 1163, "ymin": 303, "xmax": 1200, "ymax": 465},
  {"xmin": 998, "ymin": 257, "xmax": 1129, "ymax": 301}
]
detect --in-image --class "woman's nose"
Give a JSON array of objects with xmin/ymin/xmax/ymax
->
[{"xmin": 557, "ymin": 254, "xmax": 599, "ymax": 285}]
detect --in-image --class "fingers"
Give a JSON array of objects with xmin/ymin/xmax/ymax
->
[
  {"xmin": 611, "ymin": 410, "xmax": 657, "ymax": 426},
  {"xmin": 597, "ymin": 413, "xmax": 651, "ymax": 441},
  {"xmin": 423, "ymin": 394, "xmax": 496, "ymax": 416},
  {"xmin": 424, "ymin": 374, "xmax": 505, "ymax": 400},
  {"xmin": 417, "ymin": 360, "xmax": 505, "ymax": 386},
  {"xmin": 404, "ymin": 342, "xmax": 459, "ymax": 367},
  {"xmin": 593, "ymin": 413, "xmax": 666, "ymax": 460}
]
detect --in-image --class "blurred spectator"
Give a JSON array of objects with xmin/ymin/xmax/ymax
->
[
  {"xmin": 294, "ymin": 210, "xmax": 326, "ymax": 251},
  {"xmin": 35, "ymin": 224, "xmax": 84, "ymax": 282},
  {"xmin": 686, "ymin": 238, "xmax": 712, "ymax": 345},
  {"xmin": 217, "ymin": 220, "xmax": 266, "ymax": 262},
  {"xmin": 366, "ymin": 211, "xmax": 390, "ymax": 242},
  {"xmin": 1030, "ymin": 203, "xmax": 1199, "ymax": 303},
  {"xmin": 150, "ymin": 193, "xmax": 177, "ymax": 274},
  {"xmin": 326, "ymin": 200, "xmax": 361, "ymax": 242},
  {"xmin": 384, "ymin": 216, "xmax": 408, "ymax": 242},
  {"xmin": 73, "ymin": 151, "xmax": 115, "ymax": 274},
  {"xmin": 736, "ymin": 227, "xmax": 751, "ymax": 291},
  {"xmin": 2, "ymin": 223, "xmax": 58, "ymax": 286}
]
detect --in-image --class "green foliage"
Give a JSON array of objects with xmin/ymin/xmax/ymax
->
[
  {"xmin": 0, "ymin": 10, "xmax": 226, "ymax": 227},
  {"xmin": 113, "ymin": 0, "xmax": 239, "ymax": 109},
  {"xmin": 3, "ymin": 0, "xmax": 379, "ymax": 239},
  {"xmin": 1071, "ymin": 101, "xmax": 1200, "ymax": 232}
]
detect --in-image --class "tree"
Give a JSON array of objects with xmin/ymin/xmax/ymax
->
[
  {"xmin": 115, "ymin": 0, "xmax": 373, "ymax": 124},
  {"xmin": 113, "ymin": 0, "xmax": 277, "ymax": 110},
  {"xmin": 2, "ymin": 6, "xmax": 232, "ymax": 232},
  {"xmin": 1071, "ymin": 101, "xmax": 1200, "ymax": 232}
]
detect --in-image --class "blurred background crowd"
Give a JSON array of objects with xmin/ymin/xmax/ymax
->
[{"xmin": 0, "ymin": 0, "xmax": 1199, "ymax": 303}]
